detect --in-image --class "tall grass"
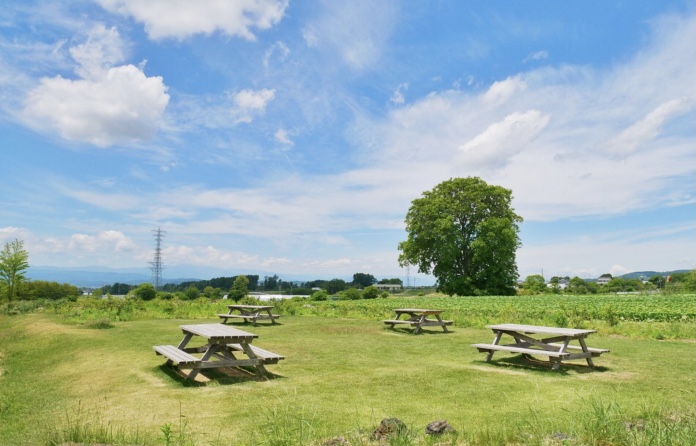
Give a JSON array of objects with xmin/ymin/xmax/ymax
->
[{"xmin": 43, "ymin": 394, "xmax": 693, "ymax": 445}]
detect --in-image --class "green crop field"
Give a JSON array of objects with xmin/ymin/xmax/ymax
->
[{"xmin": 0, "ymin": 294, "xmax": 694, "ymax": 445}]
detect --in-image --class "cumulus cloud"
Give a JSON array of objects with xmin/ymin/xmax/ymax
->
[
  {"xmin": 98, "ymin": 0, "xmax": 288, "ymax": 40},
  {"xmin": 231, "ymin": 88, "xmax": 275, "ymax": 124},
  {"xmin": 22, "ymin": 25, "xmax": 169, "ymax": 147},
  {"xmin": 0, "ymin": 226, "xmax": 31, "ymax": 243},
  {"xmin": 68, "ymin": 230, "xmax": 136, "ymax": 253},
  {"xmin": 457, "ymin": 110, "xmax": 550, "ymax": 168}
]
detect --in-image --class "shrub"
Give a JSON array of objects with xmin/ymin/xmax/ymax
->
[
  {"xmin": 310, "ymin": 290, "xmax": 328, "ymax": 301},
  {"xmin": 362, "ymin": 286, "xmax": 379, "ymax": 299},
  {"xmin": 133, "ymin": 283, "xmax": 157, "ymax": 301}
]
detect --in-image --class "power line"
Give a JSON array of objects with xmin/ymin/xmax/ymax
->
[{"xmin": 149, "ymin": 228, "xmax": 166, "ymax": 290}]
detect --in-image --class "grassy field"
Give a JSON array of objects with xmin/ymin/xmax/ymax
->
[{"xmin": 1, "ymin": 296, "xmax": 694, "ymax": 445}]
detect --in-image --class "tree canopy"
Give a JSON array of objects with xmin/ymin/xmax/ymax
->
[
  {"xmin": 398, "ymin": 177, "xmax": 522, "ymax": 296},
  {"xmin": 0, "ymin": 239, "xmax": 30, "ymax": 301}
]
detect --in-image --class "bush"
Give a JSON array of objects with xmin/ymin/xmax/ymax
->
[
  {"xmin": 362, "ymin": 286, "xmax": 379, "ymax": 299},
  {"xmin": 338, "ymin": 288, "xmax": 361, "ymax": 300},
  {"xmin": 132, "ymin": 283, "xmax": 157, "ymax": 301},
  {"xmin": 183, "ymin": 286, "xmax": 200, "ymax": 300},
  {"xmin": 310, "ymin": 290, "xmax": 328, "ymax": 301}
]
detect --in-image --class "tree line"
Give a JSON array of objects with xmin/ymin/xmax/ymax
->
[
  {"xmin": 519, "ymin": 272, "xmax": 696, "ymax": 295},
  {"xmin": 0, "ymin": 239, "xmax": 82, "ymax": 301},
  {"xmin": 96, "ymin": 272, "xmax": 404, "ymax": 300}
]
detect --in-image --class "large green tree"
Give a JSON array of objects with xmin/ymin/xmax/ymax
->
[
  {"xmin": 0, "ymin": 239, "xmax": 30, "ymax": 301},
  {"xmin": 398, "ymin": 177, "xmax": 523, "ymax": 296},
  {"xmin": 352, "ymin": 272, "xmax": 376, "ymax": 288},
  {"xmin": 228, "ymin": 275, "xmax": 250, "ymax": 302}
]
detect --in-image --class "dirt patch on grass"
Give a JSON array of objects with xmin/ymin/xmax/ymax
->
[{"xmin": 21, "ymin": 314, "xmax": 85, "ymax": 338}]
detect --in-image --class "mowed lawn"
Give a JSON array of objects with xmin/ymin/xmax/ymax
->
[{"xmin": 0, "ymin": 313, "xmax": 694, "ymax": 445}]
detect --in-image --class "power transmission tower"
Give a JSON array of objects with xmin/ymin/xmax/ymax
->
[{"xmin": 149, "ymin": 228, "xmax": 166, "ymax": 290}]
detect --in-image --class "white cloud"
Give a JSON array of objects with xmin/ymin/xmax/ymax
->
[
  {"xmin": 390, "ymin": 83, "xmax": 409, "ymax": 105},
  {"xmin": 68, "ymin": 230, "xmax": 136, "ymax": 253},
  {"xmin": 275, "ymin": 128, "xmax": 294, "ymax": 145},
  {"xmin": 22, "ymin": 25, "xmax": 169, "ymax": 147},
  {"xmin": 457, "ymin": 110, "xmax": 550, "ymax": 168},
  {"xmin": 302, "ymin": 1, "xmax": 398, "ymax": 71},
  {"xmin": 263, "ymin": 41, "xmax": 290, "ymax": 68},
  {"xmin": 604, "ymin": 97, "xmax": 693, "ymax": 157},
  {"xmin": 98, "ymin": 0, "xmax": 288, "ymax": 40},
  {"xmin": 0, "ymin": 227, "xmax": 31, "ymax": 244},
  {"xmin": 361, "ymin": 13, "xmax": 695, "ymax": 223},
  {"xmin": 523, "ymin": 50, "xmax": 548, "ymax": 63},
  {"xmin": 231, "ymin": 88, "xmax": 275, "ymax": 124},
  {"xmin": 483, "ymin": 76, "xmax": 527, "ymax": 106},
  {"xmin": 517, "ymin": 223, "xmax": 696, "ymax": 279},
  {"xmin": 69, "ymin": 24, "xmax": 125, "ymax": 79},
  {"xmin": 234, "ymin": 88, "xmax": 275, "ymax": 111}
]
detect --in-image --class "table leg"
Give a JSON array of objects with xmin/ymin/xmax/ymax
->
[
  {"xmin": 413, "ymin": 314, "xmax": 426, "ymax": 334},
  {"xmin": 185, "ymin": 344, "xmax": 219, "ymax": 381},
  {"xmin": 435, "ymin": 314, "xmax": 449, "ymax": 332},
  {"xmin": 578, "ymin": 337, "xmax": 595, "ymax": 368},
  {"xmin": 240, "ymin": 343, "xmax": 269, "ymax": 376},
  {"xmin": 265, "ymin": 309, "xmax": 277, "ymax": 324},
  {"xmin": 487, "ymin": 331, "xmax": 503, "ymax": 362},
  {"xmin": 176, "ymin": 333, "xmax": 193, "ymax": 350}
]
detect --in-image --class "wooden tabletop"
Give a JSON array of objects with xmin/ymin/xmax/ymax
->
[
  {"xmin": 486, "ymin": 323, "xmax": 596, "ymax": 336},
  {"xmin": 226, "ymin": 304, "xmax": 273, "ymax": 310},
  {"xmin": 179, "ymin": 323, "xmax": 258, "ymax": 342},
  {"xmin": 393, "ymin": 308, "xmax": 443, "ymax": 314}
]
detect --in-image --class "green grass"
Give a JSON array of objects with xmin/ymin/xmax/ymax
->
[{"xmin": 0, "ymin": 308, "xmax": 694, "ymax": 445}]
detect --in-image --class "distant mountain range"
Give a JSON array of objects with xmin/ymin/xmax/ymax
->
[
  {"xmin": 26, "ymin": 265, "xmax": 339, "ymax": 288},
  {"xmin": 26, "ymin": 265, "xmax": 691, "ymax": 288},
  {"xmin": 618, "ymin": 270, "xmax": 690, "ymax": 280}
]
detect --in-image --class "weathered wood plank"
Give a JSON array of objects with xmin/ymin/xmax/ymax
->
[
  {"xmin": 547, "ymin": 343, "xmax": 610, "ymax": 354},
  {"xmin": 227, "ymin": 343, "xmax": 285, "ymax": 362},
  {"xmin": 383, "ymin": 319, "xmax": 418, "ymax": 325},
  {"xmin": 471, "ymin": 343, "xmax": 570, "ymax": 358},
  {"xmin": 153, "ymin": 345, "xmax": 201, "ymax": 365},
  {"xmin": 486, "ymin": 324, "xmax": 596, "ymax": 337}
]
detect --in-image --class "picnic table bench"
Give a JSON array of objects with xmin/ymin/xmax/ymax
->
[
  {"xmin": 218, "ymin": 304, "xmax": 281, "ymax": 325},
  {"xmin": 384, "ymin": 308, "xmax": 453, "ymax": 334},
  {"xmin": 472, "ymin": 323, "xmax": 609, "ymax": 370},
  {"xmin": 153, "ymin": 323, "xmax": 284, "ymax": 380}
]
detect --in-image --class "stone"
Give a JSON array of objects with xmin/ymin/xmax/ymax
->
[
  {"xmin": 372, "ymin": 418, "xmax": 407, "ymax": 440},
  {"xmin": 425, "ymin": 419, "xmax": 454, "ymax": 435}
]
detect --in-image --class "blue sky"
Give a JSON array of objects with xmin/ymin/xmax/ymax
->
[{"xmin": 1, "ymin": 0, "xmax": 694, "ymax": 284}]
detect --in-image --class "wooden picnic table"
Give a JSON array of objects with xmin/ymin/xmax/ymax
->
[
  {"xmin": 217, "ymin": 304, "xmax": 281, "ymax": 325},
  {"xmin": 472, "ymin": 323, "xmax": 609, "ymax": 370},
  {"xmin": 383, "ymin": 308, "xmax": 453, "ymax": 334},
  {"xmin": 153, "ymin": 323, "xmax": 284, "ymax": 380}
]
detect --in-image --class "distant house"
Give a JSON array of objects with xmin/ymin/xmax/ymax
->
[
  {"xmin": 547, "ymin": 278, "xmax": 570, "ymax": 290},
  {"xmin": 374, "ymin": 284, "xmax": 402, "ymax": 291},
  {"xmin": 597, "ymin": 276, "xmax": 612, "ymax": 285}
]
